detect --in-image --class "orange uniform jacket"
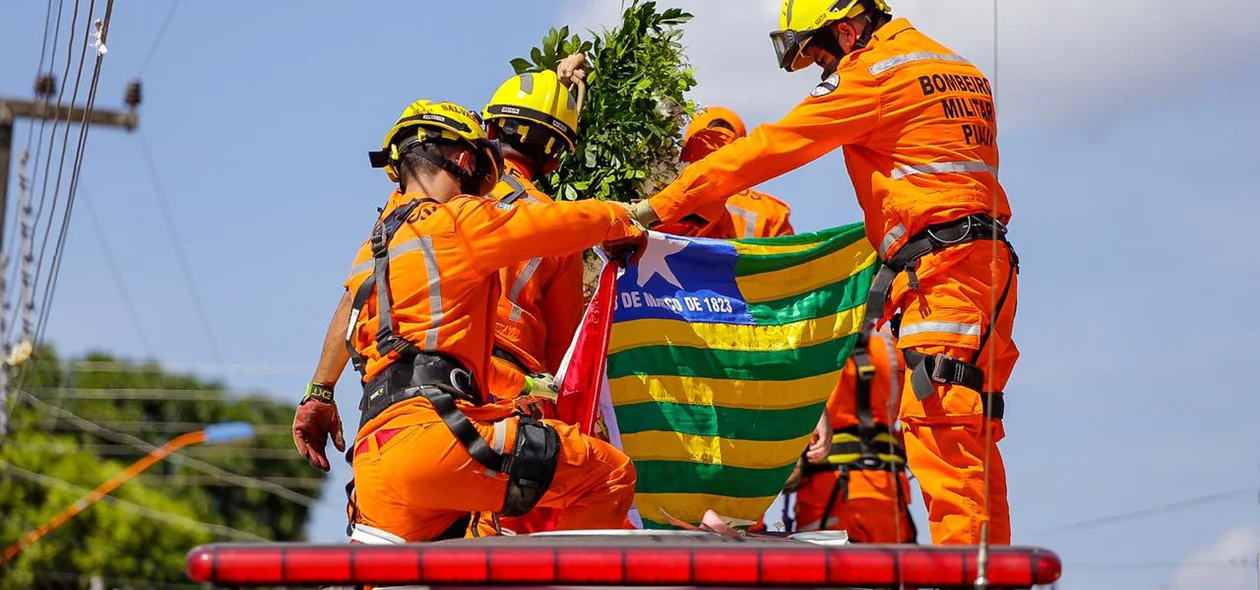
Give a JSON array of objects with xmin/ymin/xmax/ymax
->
[
  {"xmin": 646, "ymin": 18, "xmax": 1009, "ymax": 261},
  {"xmin": 486, "ymin": 161, "xmax": 585, "ymax": 397},
  {"xmin": 342, "ymin": 191, "xmax": 638, "ymax": 423},
  {"xmin": 664, "ymin": 189, "xmax": 794, "ymax": 239}
]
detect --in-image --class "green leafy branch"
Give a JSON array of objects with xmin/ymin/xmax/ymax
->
[{"xmin": 510, "ymin": 1, "xmax": 697, "ymax": 203}]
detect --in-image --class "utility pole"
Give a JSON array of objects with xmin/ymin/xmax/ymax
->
[
  {"xmin": 0, "ymin": 74, "xmax": 141, "ymax": 444},
  {"xmin": 0, "ymin": 75, "xmax": 140, "ymax": 239}
]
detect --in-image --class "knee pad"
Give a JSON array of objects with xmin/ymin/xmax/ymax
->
[{"xmin": 502, "ymin": 417, "xmax": 560, "ymax": 517}]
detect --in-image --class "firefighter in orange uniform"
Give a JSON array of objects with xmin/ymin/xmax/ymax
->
[
  {"xmin": 628, "ymin": 0, "xmax": 1017, "ymax": 545},
  {"xmin": 796, "ymin": 321, "xmax": 916, "ymax": 542},
  {"xmin": 292, "ymin": 99, "xmax": 642, "ymax": 543},
  {"xmin": 472, "ymin": 64, "xmax": 591, "ymax": 536},
  {"xmin": 658, "ymin": 106, "xmax": 794, "ymax": 239}
]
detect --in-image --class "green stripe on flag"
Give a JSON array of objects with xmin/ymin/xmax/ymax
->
[
  {"xmin": 633, "ymin": 461, "xmax": 797, "ymax": 498},
  {"xmin": 607, "ymin": 333, "xmax": 858, "ymax": 381},
  {"xmin": 614, "ymin": 400, "xmax": 827, "ymax": 441},
  {"xmin": 734, "ymin": 223, "xmax": 869, "ymax": 276},
  {"xmin": 745, "ymin": 273, "xmax": 870, "ymax": 325}
]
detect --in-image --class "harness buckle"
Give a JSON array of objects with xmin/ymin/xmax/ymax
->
[{"xmin": 856, "ymin": 363, "xmax": 877, "ymax": 381}]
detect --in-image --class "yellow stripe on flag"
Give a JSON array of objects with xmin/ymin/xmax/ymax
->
[
  {"xmin": 608, "ymin": 306, "xmax": 866, "ymax": 355},
  {"xmin": 619, "ymin": 431, "xmax": 812, "ymax": 470},
  {"xmin": 608, "ymin": 372, "xmax": 841, "ymax": 410},
  {"xmin": 635, "ymin": 493, "xmax": 782, "ymax": 528},
  {"xmin": 736, "ymin": 240, "xmax": 877, "ymax": 303},
  {"xmin": 730, "ymin": 241, "xmax": 819, "ymax": 256}
]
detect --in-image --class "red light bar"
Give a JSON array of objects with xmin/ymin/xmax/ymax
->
[{"xmin": 186, "ymin": 539, "xmax": 1061, "ymax": 588}]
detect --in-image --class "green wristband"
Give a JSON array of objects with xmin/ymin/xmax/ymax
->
[{"xmin": 302, "ymin": 382, "xmax": 335, "ymax": 405}]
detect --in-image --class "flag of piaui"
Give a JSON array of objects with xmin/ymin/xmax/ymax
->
[{"xmin": 578, "ymin": 223, "xmax": 879, "ymax": 529}]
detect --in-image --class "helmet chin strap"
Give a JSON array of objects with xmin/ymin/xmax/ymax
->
[
  {"xmin": 399, "ymin": 140, "xmax": 481, "ymax": 195},
  {"xmin": 813, "ymin": 13, "xmax": 878, "ymax": 78}
]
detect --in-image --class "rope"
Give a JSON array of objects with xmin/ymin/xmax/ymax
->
[{"xmin": 975, "ymin": 2, "xmax": 1000, "ymax": 587}]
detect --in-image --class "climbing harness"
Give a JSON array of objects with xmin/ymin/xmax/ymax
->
[
  {"xmin": 341, "ymin": 197, "xmax": 562, "ymax": 539},
  {"xmin": 866, "ymin": 213, "xmax": 1017, "ymax": 414},
  {"xmin": 799, "ymin": 323, "xmax": 917, "ymax": 541}
]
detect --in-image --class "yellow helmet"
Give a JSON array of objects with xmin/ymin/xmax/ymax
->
[
  {"xmin": 770, "ymin": 0, "xmax": 891, "ymax": 71},
  {"xmin": 483, "ymin": 70, "xmax": 580, "ymax": 156},
  {"xmin": 368, "ymin": 99, "xmax": 503, "ymax": 195}
]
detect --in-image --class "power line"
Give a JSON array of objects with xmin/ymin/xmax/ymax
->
[
  {"xmin": 136, "ymin": 131, "xmax": 224, "ymax": 367},
  {"xmin": 79, "ymin": 192, "xmax": 154, "ymax": 356},
  {"xmin": 1035, "ymin": 485, "xmax": 1260, "ymax": 536},
  {"xmin": 14, "ymin": 442, "xmax": 306, "ymax": 460},
  {"xmin": 40, "ymin": 419, "xmax": 290, "ymax": 435},
  {"xmin": 137, "ymin": 474, "xmax": 326, "ymax": 489},
  {"xmin": 2, "ymin": 0, "xmax": 66, "ymax": 303},
  {"xmin": 0, "ymin": 459, "xmax": 269, "ymax": 542},
  {"xmin": 33, "ymin": 0, "xmax": 113, "ymax": 353},
  {"xmin": 16, "ymin": 391, "xmax": 318, "ymax": 506},
  {"xmin": 136, "ymin": 0, "xmax": 180, "ymax": 76},
  {"xmin": 29, "ymin": 387, "xmax": 268, "ymax": 400},
  {"xmin": 22, "ymin": 359, "xmax": 309, "ymax": 375},
  {"xmin": 26, "ymin": 0, "xmax": 89, "ymax": 337}
]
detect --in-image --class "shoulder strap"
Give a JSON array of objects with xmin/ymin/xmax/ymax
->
[
  {"xmin": 497, "ymin": 174, "xmax": 529, "ymax": 206},
  {"xmin": 851, "ymin": 320, "xmax": 879, "ymax": 452},
  {"xmin": 346, "ymin": 199, "xmax": 427, "ymax": 375}
]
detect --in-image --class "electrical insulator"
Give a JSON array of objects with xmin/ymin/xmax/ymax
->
[
  {"xmin": 34, "ymin": 75, "xmax": 57, "ymax": 98},
  {"xmin": 125, "ymin": 80, "xmax": 142, "ymax": 109}
]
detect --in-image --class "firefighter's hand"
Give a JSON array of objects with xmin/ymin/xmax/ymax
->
[
  {"xmin": 521, "ymin": 373, "xmax": 560, "ymax": 404},
  {"xmin": 628, "ymin": 200, "xmax": 660, "ymax": 228},
  {"xmin": 293, "ymin": 383, "xmax": 345, "ymax": 472},
  {"xmin": 557, "ymin": 53, "xmax": 590, "ymax": 85},
  {"xmin": 804, "ymin": 414, "xmax": 832, "ymax": 464},
  {"xmin": 603, "ymin": 232, "xmax": 648, "ymax": 266}
]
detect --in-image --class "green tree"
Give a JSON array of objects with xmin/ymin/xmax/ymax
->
[
  {"xmin": 511, "ymin": 1, "xmax": 698, "ymax": 204},
  {"xmin": 0, "ymin": 346, "xmax": 321, "ymax": 587}
]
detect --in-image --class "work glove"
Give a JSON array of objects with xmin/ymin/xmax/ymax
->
[
  {"xmin": 556, "ymin": 53, "xmax": 590, "ymax": 85},
  {"xmin": 292, "ymin": 382, "xmax": 345, "ymax": 472},
  {"xmin": 602, "ymin": 201, "xmax": 650, "ymax": 265},
  {"xmin": 519, "ymin": 372, "xmax": 560, "ymax": 404},
  {"xmin": 517, "ymin": 373, "xmax": 560, "ymax": 420}
]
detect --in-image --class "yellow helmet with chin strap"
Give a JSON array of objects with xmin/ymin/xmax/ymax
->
[
  {"xmin": 368, "ymin": 99, "xmax": 503, "ymax": 195},
  {"xmin": 770, "ymin": 0, "xmax": 891, "ymax": 72},
  {"xmin": 483, "ymin": 70, "xmax": 580, "ymax": 156}
]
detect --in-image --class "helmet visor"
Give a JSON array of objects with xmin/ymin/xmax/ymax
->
[{"xmin": 769, "ymin": 28, "xmax": 819, "ymax": 72}]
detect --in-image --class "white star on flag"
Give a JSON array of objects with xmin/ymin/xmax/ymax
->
[{"xmin": 635, "ymin": 234, "xmax": 689, "ymax": 289}]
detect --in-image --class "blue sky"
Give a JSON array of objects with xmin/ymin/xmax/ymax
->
[{"xmin": 3, "ymin": 1, "xmax": 1259, "ymax": 588}]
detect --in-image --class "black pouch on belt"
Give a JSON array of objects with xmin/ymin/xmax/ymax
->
[{"xmin": 501, "ymin": 416, "xmax": 560, "ymax": 517}]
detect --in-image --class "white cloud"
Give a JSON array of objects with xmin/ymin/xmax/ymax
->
[
  {"xmin": 558, "ymin": 0, "xmax": 1260, "ymax": 130},
  {"xmin": 1169, "ymin": 525, "xmax": 1260, "ymax": 590}
]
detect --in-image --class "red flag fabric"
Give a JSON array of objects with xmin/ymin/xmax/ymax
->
[{"xmin": 556, "ymin": 262, "xmax": 616, "ymax": 434}]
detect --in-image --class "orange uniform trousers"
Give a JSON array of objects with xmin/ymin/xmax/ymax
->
[
  {"xmin": 351, "ymin": 400, "xmax": 636, "ymax": 541},
  {"xmin": 795, "ymin": 469, "xmax": 916, "ymax": 543},
  {"xmin": 890, "ymin": 240, "xmax": 1016, "ymax": 545}
]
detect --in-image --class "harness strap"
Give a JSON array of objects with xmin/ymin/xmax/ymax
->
[
  {"xmin": 864, "ymin": 214, "xmax": 1014, "ymax": 326},
  {"xmin": 492, "ymin": 346, "xmax": 529, "ymax": 373},
  {"xmin": 346, "ymin": 199, "xmax": 428, "ymax": 375},
  {"xmin": 497, "ymin": 174, "xmax": 529, "ymax": 205},
  {"xmin": 903, "ymin": 350, "xmax": 1005, "ymax": 419},
  {"xmin": 850, "ymin": 321, "xmax": 879, "ymax": 460},
  {"xmin": 417, "ymin": 383, "xmax": 505, "ymax": 472}
]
